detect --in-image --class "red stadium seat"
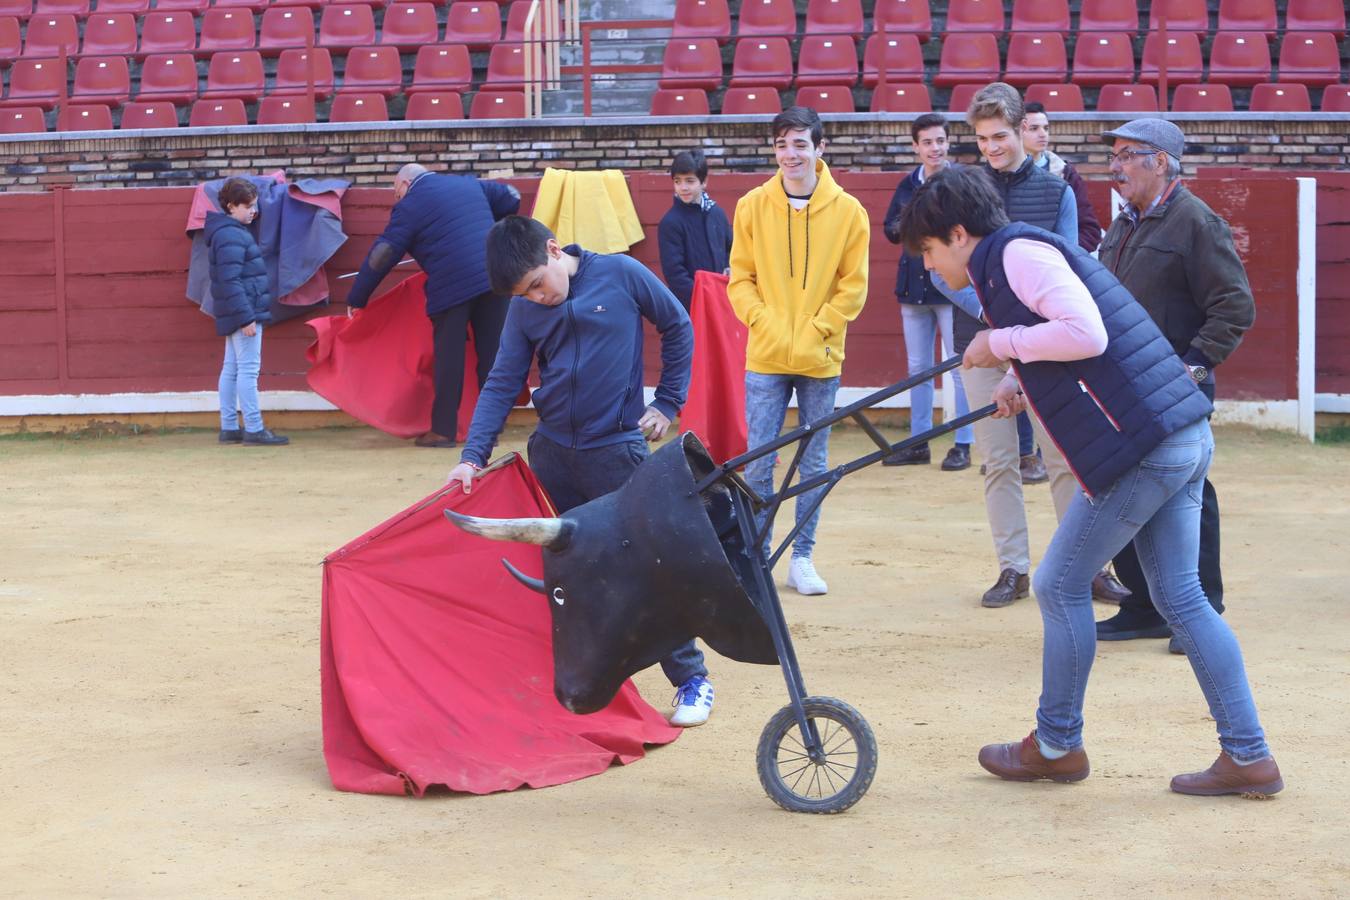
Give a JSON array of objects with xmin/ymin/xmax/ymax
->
[
  {"xmin": 72, "ymin": 54, "xmax": 131, "ymax": 106},
  {"xmin": 272, "ymin": 47, "xmax": 334, "ymax": 98},
  {"xmin": 137, "ymin": 53, "xmax": 198, "ymax": 105},
  {"xmin": 256, "ymin": 94, "xmax": 315, "ymax": 122},
  {"xmin": 468, "ymin": 89, "xmax": 522, "ymax": 117},
  {"xmin": 340, "ymin": 45, "xmax": 401, "ymax": 95},
  {"xmin": 659, "ymin": 38, "xmax": 722, "ymax": 90},
  {"xmin": 273, "ymin": 0, "xmax": 322, "ymax": 8},
  {"xmin": 1004, "ymin": 31, "xmax": 1066, "ymax": 86},
  {"xmin": 873, "ymin": 0, "xmax": 930, "ymax": 42},
  {"xmin": 1148, "ymin": 0, "xmax": 1208, "ymax": 37},
  {"xmin": 119, "ymin": 100, "xmax": 178, "ymax": 127},
  {"xmin": 946, "ymin": 81, "xmax": 981, "ymax": 112},
  {"xmin": 155, "ymin": 0, "xmax": 209, "ymax": 12},
  {"xmin": 1024, "ymin": 82, "xmax": 1084, "ymax": 110},
  {"xmin": 735, "ymin": 0, "xmax": 795, "ymax": 39},
  {"xmin": 945, "ymin": 0, "xmax": 1005, "ymax": 35},
  {"xmin": 1285, "ymin": 0, "xmax": 1345, "ymax": 39},
  {"xmin": 730, "ymin": 36, "xmax": 792, "ymax": 89},
  {"xmin": 329, "ymin": 90, "xmax": 387, "ymax": 120},
  {"xmin": 92, "ymin": 0, "xmax": 148, "ymax": 12},
  {"xmin": 1277, "ymin": 32, "xmax": 1342, "ymax": 86},
  {"xmin": 81, "ymin": 13, "xmax": 138, "ymax": 55},
  {"xmin": 793, "ymin": 84, "xmax": 853, "ymax": 112},
  {"xmin": 1095, "ymin": 82, "xmax": 1158, "ymax": 111},
  {"xmin": 407, "ymin": 43, "xmax": 471, "ymax": 93},
  {"xmin": 215, "ymin": 0, "xmax": 273, "ymax": 10},
  {"xmin": 188, "ymin": 97, "xmax": 247, "ymax": 125},
  {"xmin": 380, "ymin": 3, "xmax": 439, "ymax": 50},
  {"xmin": 861, "ymin": 32, "xmax": 923, "ymax": 88},
  {"xmin": 1218, "ymin": 0, "xmax": 1277, "ymax": 41},
  {"xmin": 1, "ymin": 57, "xmax": 63, "ymax": 108},
  {"xmin": 405, "ymin": 89, "xmax": 465, "ymax": 119},
  {"xmin": 1171, "ymin": 82, "xmax": 1235, "ymax": 110},
  {"xmin": 1011, "ymin": 0, "xmax": 1068, "ymax": 34},
  {"xmin": 795, "ymin": 35, "xmax": 857, "ymax": 87},
  {"xmin": 720, "ymin": 85, "xmax": 781, "ymax": 113},
  {"xmin": 804, "ymin": 0, "xmax": 862, "ymax": 40},
  {"xmin": 1078, "ymin": 0, "xmax": 1138, "ymax": 36},
  {"xmin": 199, "ymin": 8, "xmax": 257, "ymax": 51},
  {"xmin": 442, "ymin": 1, "xmax": 499, "ymax": 49},
  {"xmin": 649, "ymin": 87, "xmax": 710, "ymax": 114},
  {"xmin": 869, "ymin": 81, "xmax": 930, "ymax": 111},
  {"xmin": 672, "ymin": 0, "xmax": 730, "ymax": 43},
  {"xmin": 138, "ymin": 11, "xmax": 197, "ymax": 55},
  {"xmin": 203, "ymin": 50, "xmax": 265, "ymax": 102},
  {"xmin": 0, "ymin": 105, "xmax": 45, "ymax": 132},
  {"xmin": 1208, "ymin": 32, "xmax": 1272, "ymax": 86},
  {"xmin": 504, "ymin": 0, "xmax": 558, "ymax": 42},
  {"xmin": 58, "ymin": 103, "xmax": 113, "ymax": 129},
  {"xmin": 259, "ymin": 6, "xmax": 316, "ymax": 55},
  {"xmin": 35, "ymin": 0, "xmax": 88, "ymax": 16},
  {"xmin": 933, "ymin": 33, "xmax": 998, "ymax": 87},
  {"xmin": 1071, "ymin": 32, "xmax": 1134, "ymax": 85},
  {"xmin": 319, "ymin": 4, "xmax": 377, "ymax": 51},
  {"xmin": 1, "ymin": 16, "xmax": 21, "ymax": 63},
  {"xmin": 22, "ymin": 14, "xmax": 77, "ymax": 56},
  {"xmin": 1320, "ymin": 84, "xmax": 1350, "ymax": 111},
  {"xmin": 1249, "ymin": 81, "xmax": 1312, "ymax": 110},
  {"xmin": 1139, "ymin": 31, "xmax": 1203, "ymax": 85},
  {"xmin": 484, "ymin": 42, "xmax": 524, "ymax": 87},
  {"xmin": 0, "ymin": 0, "xmax": 29, "ymax": 16}
]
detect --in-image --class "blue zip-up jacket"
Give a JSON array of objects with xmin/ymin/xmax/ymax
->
[
  {"xmin": 882, "ymin": 166, "xmax": 950, "ymax": 306},
  {"xmin": 460, "ymin": 246, "xmax": 694, "ymax": 466},
  {"xmin": 204, "ymin": 211, "xmax": 273, "ymax": 337},
  {"xmin": 970, "ymin": 222, "xmax": 1212, "ymax": 497},
  {"xmin": 657, "ymin": 195, "xmax": 733, "ymax": 309}
]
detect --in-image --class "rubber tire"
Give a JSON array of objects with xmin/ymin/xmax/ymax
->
[{"xmin": 756, "ymin": 696, "xmax": 878, "ymax": 814}]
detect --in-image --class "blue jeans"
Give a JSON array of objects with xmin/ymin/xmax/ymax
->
[
  {"xmin": 744, "ymin": 372, "xmax": 840, "ymax": 560},
  {"xmin": 526, "ymin": 432, "xmax": 708, "ymax": 688},
  {"xmin": 219, "ymin": 325, "xmax": 264, "ymax": 432},
  {"xmin": 1031, "ymin": 418, "xmax": 1270, "ymax": 762},
  {"xmin": 899, "ymin": 303, "xmax": 972, "ymax": 445}
]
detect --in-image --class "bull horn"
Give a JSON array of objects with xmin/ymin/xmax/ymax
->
[
  {"xmin": 501, "ymin": 559, "xmax": 546, "ymax": 595},
  {"xmin": 444, "ymin": 510, "xmax": 572, "ymax": 550}
]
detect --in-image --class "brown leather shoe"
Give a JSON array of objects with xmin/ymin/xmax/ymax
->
[
  {"xmin": 1020, "ymin": 453, "xmax": 1049, "ymax": 484},
  {"xmin": 981, "ymin": 568, "xmax": 1029, "ymax": 608},
  {"xmin": 979, "ymin": 732, "xmax": 1090, "ymax": 783},
  {"xmin": 1171, "ymin": 752, "xmax": 1284, "ymax": 798},
  {"xmin": 413, "ymin": 431, "xmax": 458, "ymax": 448},
  {"xmin": 1091, "ymin": 568, "xmax": 1131, "ymax": 605}
]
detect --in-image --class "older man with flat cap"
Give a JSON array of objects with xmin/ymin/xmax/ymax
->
[{"xmin": 1095, "ymin": 118, "xmax": 1256, "ymax": 654}]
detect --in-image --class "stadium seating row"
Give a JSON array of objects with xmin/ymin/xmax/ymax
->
[{"xmin": 0, "ymin": 0, "xmax": 517, "ymax": 18}]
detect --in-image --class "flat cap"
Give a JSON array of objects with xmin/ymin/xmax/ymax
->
[{"xmin": 1101, "ymin": 118, "xmax": 1185, "ymax": 160}]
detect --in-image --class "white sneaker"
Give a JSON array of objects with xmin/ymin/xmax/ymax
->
[
  {"xmin": 669, "ymin": 676, "xmax": 714, "ymax": 727},
  {"xmin": 787, "ymin": 556, "xmax": 828, "ymax": 595}
]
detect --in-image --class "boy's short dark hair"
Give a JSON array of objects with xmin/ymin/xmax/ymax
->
[
  {"xmin": 910, "ymin": 113, "xmax": 947, "ymax": 143},
  {"xmin": 897, "ymin": 165, "xmax": 1010, "ymax": 255},
  {"xmin": 217, "ymin": 177, "xmax": 258, "ymax": 211},
  {"xmin": 1024, "ymin": 101, "xmax": 1046, "ymax": 116},
  {"xmin": 771, "ymin": 106, "xmax": 823, "ymax": 146},
  {"xmin": 486, "ymin": 215, "xmax": 555, "ymax": 296},
  {"xmin": 966, "ymin": 82, "xmax": 1025, "ymax": 128},
  {"xmin": 670, "ymin": 148, "xmax": 708, "ymax": 181}
]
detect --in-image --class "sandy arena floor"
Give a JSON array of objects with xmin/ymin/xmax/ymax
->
[{"xmin": 2, "ymin": 423, "xmax": 1346, "ymax": 898}]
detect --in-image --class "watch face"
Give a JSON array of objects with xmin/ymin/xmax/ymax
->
[{"xmin": 1190, "ymin": 365, "xmax": 1207, "ymax": 382}]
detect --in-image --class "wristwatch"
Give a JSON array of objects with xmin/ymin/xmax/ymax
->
[{"xmin": 1188, "ymin": 365, "xmax": 1208, "ymax": 383}]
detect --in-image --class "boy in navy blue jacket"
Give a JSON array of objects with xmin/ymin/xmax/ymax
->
[
  {"xmin": 657, "ymin": 149, "xmax": 732, "ymax": 310},
  {"xmin": 447, "ymin": 216, "xmax": 715, "ymax": 727}
]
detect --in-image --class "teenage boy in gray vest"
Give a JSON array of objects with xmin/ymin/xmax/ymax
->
[{"xmin": 899, "ymin": 165, "xmax": 1282, "ymax": 799}]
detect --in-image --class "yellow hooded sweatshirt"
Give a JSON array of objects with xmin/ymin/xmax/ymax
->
[{"xmin": 727, "ymin": 159, "xmax": 870, "ymax": 378}]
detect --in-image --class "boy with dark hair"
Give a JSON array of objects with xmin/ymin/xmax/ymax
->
[
  {"xmin": 1022, "ymin": 101, "xmax": 1103, "ymax": 253},
  {"xmin": 898, "ymin": 164, "xmax": 1282, "ymax": 798},
  {"xmin": 880, "ymin": 112, "xmax": 973, "ymax": 471},
  {"xmin": 728, "ymin": 106, "xmax": 870, "ymax": 596},
  {"xmin": 657, "ymin": 148, "xmax": 733, "ymax": 310},
  {"xmin": 446, "ymin": 215, "xmax": 715, "ymax": 727},
  {"xmin": 206, "ymin": 176, "xmax": 288, "ymax": 446}
]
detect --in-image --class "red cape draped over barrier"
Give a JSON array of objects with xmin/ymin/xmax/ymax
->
[
  {"xmin": 321, "ymin": 455, "xmax": 681, "ymax": 796},
  {"xmin": 680, "ymin": 271, "xmax": 748, "ymax": 464},
  {"xmin": 305, "ymin": 273, "xmax": 479, "ymax": 440}
]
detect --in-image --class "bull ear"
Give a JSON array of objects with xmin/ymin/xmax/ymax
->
[
  {"xmin": 501, "ymin": 559, "xmax": 546, "ymax": 594},
  {"xmin": 444, "ymin": 510, "xmax": 573, "ymax": 551}
]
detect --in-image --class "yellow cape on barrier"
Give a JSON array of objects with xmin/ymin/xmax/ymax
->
[{"xmin": 530, "ymin": 168, "xmax": 645, "ymax": 252}]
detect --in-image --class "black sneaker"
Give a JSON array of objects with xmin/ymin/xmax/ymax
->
[
  {"xmin": 941, "ymin": 445, "xmax": 971, "ymax": 471},
  {"xmin": 219, "ymin": 429, "xmax": 243, "ymax": 444},
  {"xmin": 243, "ymin": 428, "xmax": 290, "ymax": 446},
  {"xmin": 883, "ymin": 443, "xmax": 930, "ymax": 466},
  {"xmin": 1096, "ymin": 609, "xmax": 1171, "ymax": 641}
]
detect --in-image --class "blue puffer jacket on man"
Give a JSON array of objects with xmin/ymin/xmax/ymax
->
[{"xmin": 204, "ymin": 210, "xmax": 273, "ymax": 337}]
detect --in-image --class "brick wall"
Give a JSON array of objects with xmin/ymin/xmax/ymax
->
[{"xmin": 1, "ymin": 116, "xmax": 1347, "ymax": 191}]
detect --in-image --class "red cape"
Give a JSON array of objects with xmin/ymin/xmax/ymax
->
[
  {"xmin": 321, "ymin": 455, "xmax": 681, "ymax": 796},
  {"xmin": 680, "ymin": 271, "xmax": 748, "ymax": 464}
]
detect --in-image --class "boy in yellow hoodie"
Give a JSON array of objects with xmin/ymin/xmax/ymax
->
[{"xmin": 728, "ymin": 106, "xmax": 870, "ymax": 596}]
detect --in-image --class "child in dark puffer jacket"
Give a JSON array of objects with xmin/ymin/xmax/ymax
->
[{"xmin": 204, "ymin": 177, "xmax": 288, "ymax": 446}]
